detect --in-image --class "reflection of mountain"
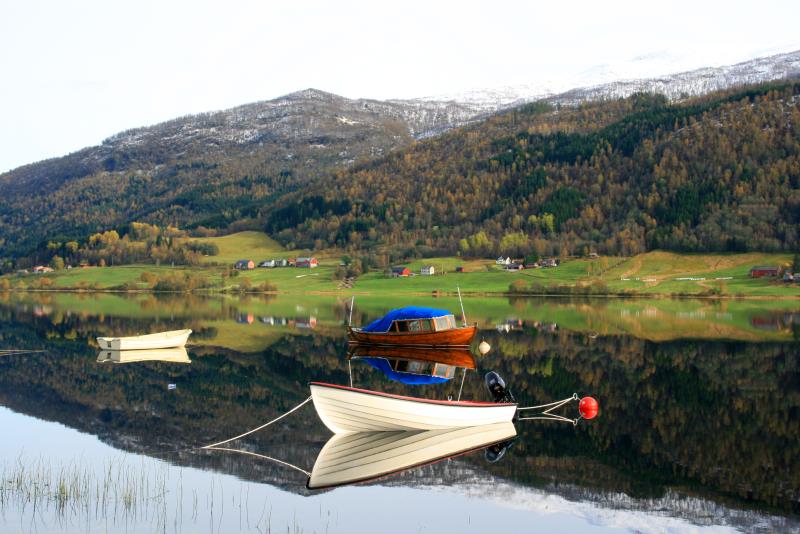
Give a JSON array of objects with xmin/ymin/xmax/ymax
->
[{"xmin": 0, "ymin": 303, "xmax": 798, "ymax": 525}]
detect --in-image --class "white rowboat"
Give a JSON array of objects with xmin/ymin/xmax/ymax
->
[
  {"xmin": 96, "ymin": 347, "xmax": 191, "ymax": 364},
  {"xmin": 310, "ymin": 382, "xmax": 517, "ymax": 434},
  {"xmin": 96, "ymin": 329, "xmax": 192, "ymax": 351},
  {"xmin": 307, "ymin": 422, "xmax": 516, "ymax": 489}
]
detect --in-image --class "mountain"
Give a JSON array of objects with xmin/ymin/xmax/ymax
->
[
  {"xmin": 0, "ymin": 89, "xmax": 488, "ymax": 256},
  {"xmin": 1, "ymin": 51, "xmax": 800, "ymax": 259},
  {"xmin": 428, "ymin": 49, "xmax": 800, "ymax": 109},
  {"xmin": 267, "ymin": 81, "xmax": 800, "ymax": 258}
]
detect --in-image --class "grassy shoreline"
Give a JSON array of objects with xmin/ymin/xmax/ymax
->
[{"xmin": 3, "ymin": 231, "xmax": 798, "ymax": 298}]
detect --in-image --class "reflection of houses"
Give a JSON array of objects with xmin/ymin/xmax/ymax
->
[
  {"xmin": 234, "ymin": 259, "xmax": 255, "ymax": 270},
  {"xmin": 750, "ymin": 315, "xmax": 781, "ymax": 331},
  {"xmin": 236, "ymin": 313, "xmax": 255, "ymax": 324},
  {"xmin": 295, "ymin": 316, "xmax": 318, "ymax": 329},
  {"xmin": 421, "ymin": 265, "xmax": 435, "ymax": 276},
  {"xmin": 391, "ymin": 266, "xmax": 411, "ymax": 277},
  {"xmin": 749, "ymin": 266, "xmax": 779, "ymax": 278},
  {"xmin": 533, "ymin": 321, "xmax": 558, "ymax": 333},
  {"xmin": 296, "ymin": 257, "xmax": 318, "ymax": 268},
  {"xmin": 495, "ymin": 318, "xmax": 523, "ymax": 333},
  {"xmin": 257, "ymin": 315, "xmax": 317, "ymax": 329}
]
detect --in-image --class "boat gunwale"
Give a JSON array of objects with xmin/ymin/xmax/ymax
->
[{"xmin": 310, "ymin": 382, "xmax": 516, "ymax": 408}]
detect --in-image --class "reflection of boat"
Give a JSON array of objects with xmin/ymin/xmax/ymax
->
[
  {"xmin": 307, "ymin": 422, "xmax": 516, "ymax": 489},
  {"xmin": 347, "ymin": 307, "xmax": 476, "ymax": 346},
  {"xmin": 96, "ymin": 347, "xmax": 191, "ymax": 364},
  {"xmin": 347, "ymin": 345, "xmax": 475, "ymax": 385},
  {"xmin": 96, "ymin": 329, "xmax": 192, "ymax": 350},
  {"xmin": 310, "ymin": 382, "xmax": 517, "ymax": 433}
]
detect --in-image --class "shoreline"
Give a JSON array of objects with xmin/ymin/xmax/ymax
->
[{"xmin": 2, "ymin": 287, "xmax": 799, "ymax": 301}]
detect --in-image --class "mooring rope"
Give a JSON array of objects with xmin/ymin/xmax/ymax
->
[
  {"xmin": 200, "ymin": 396, "xmax": 312, "ymax": 449},
  {"xmin": 148, "ymin": 395, "xmax": 313, "ymax": 458},
  {"xmin": 204, "ymin": 447, "xmax": 311, "ymax": 476},
  {"xmin": 516, "ymin": 393, "xmax": 581, "ymax": 425}
]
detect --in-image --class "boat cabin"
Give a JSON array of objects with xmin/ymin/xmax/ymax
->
[{"xmin": 390, "ymin": 314, "xmax": 457, "ymax": 333}]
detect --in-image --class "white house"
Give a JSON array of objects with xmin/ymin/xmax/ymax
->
[
  {"xmin": 421, "ymin": 265, "xmax": 435, "ymax": 276},
  {"xmin": 258, "ymin": 260, "xmax": 276, "ymax": 268},
  {"xmin": 496, "ymin": 257, "xmax": 511, "ymax": 265}
]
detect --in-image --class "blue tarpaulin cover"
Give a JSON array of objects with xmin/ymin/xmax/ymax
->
[
  {"xmin": 362, "ymin": 357, "xmax": 450, "ymax": 385},
  {"xmin": 361, "ymin": 306, "xmax": 453, "ymax": 333}
]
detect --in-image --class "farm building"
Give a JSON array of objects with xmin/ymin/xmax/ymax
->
[
  {"xmin": 504, "ymin": 263, "xmax": 524, "ymax": 271},
  {"xmin": 296, "ymin": 257, "xmax": 318, "ymax": 268},
  {"xmin": 496, "ymin": 257, "xmax": 511, "ymax": 265},
  {"xmin": 258, "ymin": 260, "xmax": 276, "ymax": 268},
  {"xmin": 421, "ymin": 265, "xmax": 435, "ymax": 276},
  {"xmin": 750, "ymin": 266, "xmax": 780, "ymax": 278},
  {"xmin": 32, "ymin": 265, "xmax": 54, "ymax": 274},
  {"xmin": 391, "ymin": 266, "xmax": 411, "ymax": 277},
  {"xmin": 235, "ymin": 259, "xmax": 255, "ymax": 270}
]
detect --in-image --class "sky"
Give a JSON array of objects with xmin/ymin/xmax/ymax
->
[{"xmin": 1, "ymin": 0, "xmax": 799, "ymax": 173}]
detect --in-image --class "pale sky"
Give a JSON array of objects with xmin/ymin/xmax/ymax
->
[{"xmin": 1, "ymin": 0, "xmax": 799, "ymax": 173}]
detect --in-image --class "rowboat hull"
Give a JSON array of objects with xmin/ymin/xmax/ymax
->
[
  {"xmin": 347, "ymin": 325, "xmax": 477, "ymax": 347},
  {"xmin": 307, "ymin": 422, "xmax": 517, "ymax": 489},
  {"xmin": 96, "ymin": 329, "xmax": 192, "ymax": 351},
  {"xmin": 310, "ymin": 382, "xmax": 517, "ymax": 433}
]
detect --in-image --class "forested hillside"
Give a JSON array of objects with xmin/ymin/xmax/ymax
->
[
  {"xmin": 2, "ymin": 82, "xmax": 799, "ymax": 263},
  {"xmin": 266, "ymin": 82, "xmax": 800, "ymax": 255},
  {"xmin": 268, "ymin": 82, "xmax": 800, "ymax": 259},
  {"xmin": 0, "ymin": 89, "xmax": 486, "ymax": 257}
]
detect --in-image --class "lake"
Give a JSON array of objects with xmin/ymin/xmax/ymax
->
[{"xmin": 0, "ymin": 292, "xmax": 798, "ymax": 533}]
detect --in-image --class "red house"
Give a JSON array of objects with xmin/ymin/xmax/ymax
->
[
  {"xmin": 750, "ymin": 266, "xmax": 780, "ymax": 278},
  {"xmin": 391, "ymin": 266, "xmax": 411, "ymax": 277},
  {"xmin": 296, "ymin": 257, "xmax": 318, "ymax": 268}
]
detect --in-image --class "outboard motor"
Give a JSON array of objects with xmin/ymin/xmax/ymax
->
[
  {"xmin": 485, "ymin": 371, "xmax": 515, "ymax": 404},
  {"xmin": 484, "ymin": 438, "xmax": 517, "ymax": 463}
]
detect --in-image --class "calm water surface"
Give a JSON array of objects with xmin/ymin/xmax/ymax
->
[{"xmin": 0, "ymin": 292, "xmax": 798, "ymax": 533}]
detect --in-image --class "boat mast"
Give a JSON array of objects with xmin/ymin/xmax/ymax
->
[
  {"xmin": 457, "ymin": 286, "xmax": 467, "ymax": 326},
  {"xmin": 348, "ymin": 296, "xmax": 355, "ymax": 326}
]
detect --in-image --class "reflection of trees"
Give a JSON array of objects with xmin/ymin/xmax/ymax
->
[
  {"xmin": 0, "ymin": 309, "xmax": 798, "ymax": 516},
  {"xmin": 473, "ymin": 330, "xmax": 800, "ymax": 513}
]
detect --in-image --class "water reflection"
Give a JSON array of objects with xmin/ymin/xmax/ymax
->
[
  {"xmin": 0, "ymin": 293, "xmax": 798, "ymax": 532},
  {"xmin": 96, "ymin": 347, "xmax": 191, "ymax": 364},
  {"xmin": 307, "ymin": 423, "xmax": 517, "ymax": 490}
]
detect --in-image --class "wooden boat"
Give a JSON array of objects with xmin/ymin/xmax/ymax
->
[
  {"xmin": 96, "ymin": 347, "xmax": 191, "ymax": 364},
  {"xmin": 96, "ymin": 329, "xmax": 191, "ymax": 351},
  {"xmin": 310, "ymin": 382, "xmax": 517, "ymax": 433},
  {"xmin": 307, "ymin": 422, "xmax": 516, "ymax": 489},
  {"xmin": 346, "ymin": 345, "xmax": 476, "ymax": 369},
  {"xmin": 347, "ymin": 306, "xmax": 476, "ymax": 346},
  {"xmin": 347, "ymin": 346, "xmax": 475, "ymax": 384}
]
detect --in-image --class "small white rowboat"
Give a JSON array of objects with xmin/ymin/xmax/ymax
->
[
  {"xmin": 310, "ymin": 382, "xmax": 517, "ymax": 434},
  {"xmin": 307, "ymin": 422, "xmax": 517, "ymax": 489},
  {"xmin": 96, "ymin": 329, "xmax": 192, "ymax": 351}
]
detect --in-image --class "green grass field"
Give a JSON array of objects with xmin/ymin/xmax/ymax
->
[
  {"xmin": 187, "ymin": 231, "xmax": 287, "ymax": 264},
  {"xmin": 3, "ymin": 230, "xmax": 798, "ymax": 297}
]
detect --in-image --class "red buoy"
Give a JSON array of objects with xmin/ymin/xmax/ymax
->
[{"xmin": 579, "ymin": 396, "xmax": 599, "ymax": 419}]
